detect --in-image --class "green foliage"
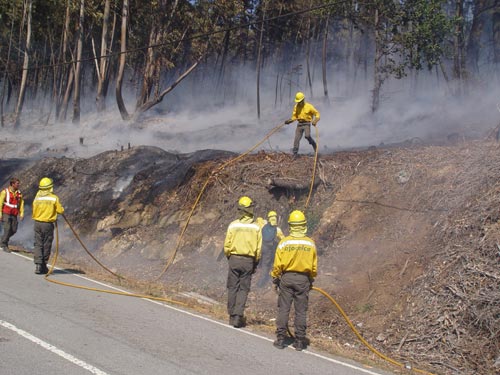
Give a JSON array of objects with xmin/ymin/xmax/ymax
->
[{"xmin": 399, "ymin": 0, "xmax": 455, "ymax": 71}]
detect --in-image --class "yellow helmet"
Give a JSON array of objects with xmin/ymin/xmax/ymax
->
[
  {"xmin": 288, "ymin": 210, "xmax": 306, "ymax": 225},
  {"xmin": 39, "ymin": 177, "xmax": 53, "ymax": 190},
  {"xmin": 238, "ymin": 196, "xmax": 253, "ymax": 209},
  {"xmin": 267, "ymin": 210, "xmax": 277, "ymax": 219},
  {"xmin": 295, "ymin": 92, "xmax": 305, "ymax": 103}
]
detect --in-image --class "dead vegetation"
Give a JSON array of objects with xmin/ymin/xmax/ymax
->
[{"xmin": 2, "ymin": 139, "xmax": 500, "ymax": 375}]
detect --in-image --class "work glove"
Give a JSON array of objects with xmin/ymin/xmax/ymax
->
[
  {"xmin": 309, "ymin": 277, "xmax": 314, "ymax": 290},
  {"xmin": 285, "ymin": 119, "xmax": 294, "ymax": 125},
  {"xmin": 312, "ymin": 119, "xmax": 318, "ymax": 126}
]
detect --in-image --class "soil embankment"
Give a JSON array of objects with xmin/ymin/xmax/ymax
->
[{"xmin": 1, "ymin": 140, "xmax": 499, "ymax": 375}]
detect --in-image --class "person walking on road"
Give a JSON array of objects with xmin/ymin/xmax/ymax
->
[
  {"xmin": 271, "ymin": 210, "xmax": 317, "ymax": 351},
  {"xmin": 32, "ymin": 177, "xmax": 64, "ymax": 274},
  {"xmin": 224, "ymin": 196, "xmax": 262, "ymax": 328},
  {"xmin": 284, "ymin": 92, "xmax": 320, "ymax": 158},
  {"xmin": 0, "ymin": 177, "xmax": 24, "ymax": 252},
  {"xmin": 256, "ymin": 211, "xmax": 284, "ymax": 288}
]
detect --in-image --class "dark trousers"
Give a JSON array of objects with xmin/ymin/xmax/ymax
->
[
  {"xmin": 34, "ymin": 221, "xmax": 54, "ymax": 265},
  {"xmin": 256, "ymin": 241, "xmax": 277, "ymax": 288},
  {"xmin": 1, "ymin": 214, "xmax": 18, "ymax": 247},
  {"xmin": 276, "ymin": 272, "xmax": 310, "ymax": 339},
  {"xmin": 227, "ymin": 255, "xmax": 254, "ymax": 317},
  {"xmin": 293, "ymin": 123, "xmax": 317, "ymax": 154}
]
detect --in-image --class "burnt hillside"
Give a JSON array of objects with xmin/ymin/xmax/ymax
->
[{"xmin": 1, "ymin": 140, "xmax": 499, "ymax": 375}]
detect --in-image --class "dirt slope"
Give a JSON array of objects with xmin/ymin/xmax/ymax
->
[{"xmin": 1, "ymin": 140, "xmax": 499, "ymax": 375}]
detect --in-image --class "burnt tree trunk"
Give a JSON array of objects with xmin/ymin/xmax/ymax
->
[
  {"xmin": 96, "ymin": 0, "xmax": 112, "ymax": 112},
  {"xmin": 322, "ymin": 15, "xmax": 329, "ymax": 99},
  {"xmin": 372, "ymin": 8, "xmax": 382, "ymax": 113},
  {"xmin": 55, "ymin": 0, "xmax": 71, "ymax": 120},
  {"xmin": 14, "ymin": 0, "xmax": 33, "ymax": 128},
  {"xmin": 72, "ymin": 0, "xmax": 84, "ymax": 124},
  {"xmin": 116, "ymin": 0, "xmax": 130, "ymax": 120},
  {"xmin": 256, "ymin": 2, "xmax": 266, "ymax": 120},
  {"xmin": 1, "ymin": 7, "xmax": 15, "ymax": 128},
  {"xmin": 453, "ymin": 0, "xmax": 465, "ymax": 96}
]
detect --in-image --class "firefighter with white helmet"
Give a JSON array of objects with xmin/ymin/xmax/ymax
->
[
  {"xmin": 284, "ymin": 92, "xmax": 320, "ymax": 158},
  {"xmin": 271, "ymin": 210, "xmax": 317, "ymax": 351},
  {"xmin": 32, "ymin": 177, "xmax": 64, "ymax": 274},
  {"xmin": 223, "ymin": 196, "xmax": 262, "ymax": 328}
]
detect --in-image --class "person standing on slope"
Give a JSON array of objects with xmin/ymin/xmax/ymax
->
[
  {"xmin": 284, "ymin": 92, "xmax": 320, "ymax": 158},
  {"xmin": 256, "ymin": 210, "xmax": 285, "ymax": 288},
  {"xmin": 224, "ymin": 196, "xmax": 262, "ymax": 328}
]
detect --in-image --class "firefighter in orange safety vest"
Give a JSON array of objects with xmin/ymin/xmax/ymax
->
[
  {"xmin": 271, "ymin": 210, "xmax": 317, "ymax": 351},
  {"xmin": 0, "ymin": 177, "xmax": 24, "ymax": 252},
  {"xmin": 224, "ymin": 196, "xmax": 262, "ymax": 328}
]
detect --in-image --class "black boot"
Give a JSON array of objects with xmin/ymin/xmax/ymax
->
[
  {"xmin": 229, "ymin": 315, "xmax": 237, "ymax": 326},
  {"xmin": 293, "ymin": 337, "xmax": 307, "ymax": 351},
  {"xmin": 41, "ymin": 263, "xmax": 49, "ymax": 274},
  {"xmin": 273, "ymin": 335, "xmax": 286, "ymax": 349},
  {"xmin": 233, "ymin": 315, "xmax": 245, "ymax": 328},
  {"xmin": 35, "ymin": 264, "xmax": 43, "ymax": 274}
]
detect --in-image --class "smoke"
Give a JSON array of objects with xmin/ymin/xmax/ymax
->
[{"xmin": 1, "ymin": 58, "xmax": 499, "ymax": 161}]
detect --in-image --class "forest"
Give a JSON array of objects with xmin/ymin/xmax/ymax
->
[
  {"xmin": 0, "ymin": 0, "xmax": 499, "ymax": 131},
  {"xmin": 1, "ymin": 2, "xmax": 500, "ymax": 374}
]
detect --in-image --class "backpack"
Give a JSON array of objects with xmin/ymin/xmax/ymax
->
[{"xmin": 261, "ymin": 223, "xmax": 277, "ymax": 243}]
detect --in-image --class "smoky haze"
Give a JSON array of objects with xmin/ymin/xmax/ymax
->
[{"xmin": 2, "ymin": 61, "xmax": 500, "ymax": 160}]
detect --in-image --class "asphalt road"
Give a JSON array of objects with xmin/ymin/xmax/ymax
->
[{"xmin": 0, "ymin": 251, "xmax": 393, "ymax": 375}]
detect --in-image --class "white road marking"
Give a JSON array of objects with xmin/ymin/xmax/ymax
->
[
  {"xmin": 0, "ymin": 319, "xmax": 109, "ymax": 375},
  {"xmin": 13, "ymin": 252, "xmax": 387, "ymax": 375}
]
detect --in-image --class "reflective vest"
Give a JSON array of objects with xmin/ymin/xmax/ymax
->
[{"xmin": 2, "ymin": 188, "xmax": 22, "ymax": 216}]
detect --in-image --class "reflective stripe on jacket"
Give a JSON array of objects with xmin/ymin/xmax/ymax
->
[
  {"xmin": 32, "ymin": 190, "xmax": 64, "ymax": 222},
  {"xmin": 224, "ymin": 216, "xmax": 262, "ymax": 261},
  {"xmin": 290, "ymin": 102, "xmax": 320, "ymax": 123},
  {"xmin": 271, "ymin": 235, "xmax": 317, "ymax": 279},
  {"xmin": 1, "ymin": 187, "xmax": 23, "ymax": 216}
]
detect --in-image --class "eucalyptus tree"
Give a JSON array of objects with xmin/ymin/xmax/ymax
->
[
  {"xmin": 356, "ymin": 0, "xmax": 453, "ymax": 112},
  {"xmin": 95, "ymin": 0, "xmax": 114, "ymax": 112},
  {"xmin": 114, "ymin": 0, "xmax": 216, "ymax": 120},
  {"xmin": 13, "ymin": 0, "xmax": 33, "ymax": 127}
]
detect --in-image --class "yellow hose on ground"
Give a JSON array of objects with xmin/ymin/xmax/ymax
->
[
  {"xmin": 62, "ymin": 214, "xmax": 123, "ymax": 280},
  {"xmin": 39, "ymin": 124, "xmax": 435, "ymax": 375},
  {"xmin": 305, "ymin": 123, "xmax": 320, "ymax": 209},
  {"xmin": 156, "ymin": 121, "xmax": 288, "ymax": 279},
  {"xmin": 44, "ymin": 221, "xmax": 187, "ymax": 307},
  {"xmin": 312, "ymin": 286, "xmax": 436, "ymax": 375}
]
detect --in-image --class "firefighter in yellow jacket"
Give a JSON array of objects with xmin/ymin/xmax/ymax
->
[
  {"xmin": 285, "ymin": 92, "xmax": 320, "ymax": 157},
  {"xmin": 0, "ymin": 177, "xmax": 24, "ymax": 252},
  {"xmin": 224, "ymin": 196, "xmax": 262, "ymax": 328},
  {"xmin": 271, "ymin": 210, "xmax": 317, "ymax": 351},
  {"xmin": 32, "ymin": 177, "xmax": 64, "ymax": 274}
]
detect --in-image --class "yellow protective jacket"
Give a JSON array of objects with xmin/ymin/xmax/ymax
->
[
  {"xmin": 291, "ymin": 102, "xmax": 320, "ymax": 123},
  {"xmin": 271, "ymin": 229, "xmax": 317, "ymax": 279},
  {"xmin": 224, "ymin": 215, "xmax": 262, "ymax": 261},
  {"xmin": 0, "ymin": 187, "xmax": 24, "ymax": 217},
  {"xmin": 32, "ymin": 190, "xmax": 64, "ymax": 223}
]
